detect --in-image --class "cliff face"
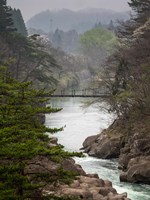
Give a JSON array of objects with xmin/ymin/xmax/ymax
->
[
  {"xmin": 82, "ymin": 116, "xmax": 150, "ymax": 185},
  {"xmin": 118, "ymin": 117, "xmax": 150, "ymax": 184}
]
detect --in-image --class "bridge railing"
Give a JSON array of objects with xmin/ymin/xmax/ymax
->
[{"xmin": 52, "ymin": 88, "xmax": 110, "ymax": 97}]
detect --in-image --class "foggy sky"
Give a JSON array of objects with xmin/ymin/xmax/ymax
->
[{"xmin": 7, "ymin": 0, "xmax": 130, "ymax": 21}]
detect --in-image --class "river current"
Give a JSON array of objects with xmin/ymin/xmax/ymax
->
[{"xmin": 45, "ymin": 97, "xmax": 150, "ymax": 200}]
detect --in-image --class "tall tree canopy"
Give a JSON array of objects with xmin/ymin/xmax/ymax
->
[
  {"xmin": 80, "ymin": 28, "xmax": 117, "ymax": 55},
  {"xmin": 128, "ymin": 0, "xmax": 150, "ymax": 23},
  {"xmin": 0, "ymin": 65, "xmax": 81, "ymax": 199},
  {"xmin": 103, "ymin": 0, "xmax": 150, "ymax": 118},
  {"xmin": 0, "ymin": 1, "xmax": 82, "ymax": 199},
  {"xmin": 0, "ymin": 0, "xmax": 15, "ymax": 33},
  {"xmin": 0, "ymin": 0, "xmax": 59, "ymax": 89},
  {"xmin": 11, "ymin": 9, "xmax": 28, "ymax": 37},
  {"xmin": 79, "ymin": 27, "xmax": 117, "ymax": 79}
]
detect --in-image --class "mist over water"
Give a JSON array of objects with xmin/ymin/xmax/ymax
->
[{"xmin": 45, "ymin": 97, "xmax": 150, "ymax": 200}]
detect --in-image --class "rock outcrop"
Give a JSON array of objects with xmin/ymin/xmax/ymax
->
[
  {"xmin": 120, "ymin": 157, "xmax": 150, "ymax": 184},
  {"xmin": 44, "ymin": 174, "xmax": 130, "ymax": 200},
  {"xmin": 83, "ymin": 132, "xmax": 122, "ymax": 159},
  {"xmin": 82, "ymin": 118, "xmax": 150, "ymax": 185},
  {"xmin": 25, "ymin": 139, "xmax": 131, "ymax": 200},
  {"xmin": 119, "ymin": 133, "xmax": 150, "ymax": 184}
]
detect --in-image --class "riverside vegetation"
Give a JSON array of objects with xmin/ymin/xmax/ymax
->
[
  {"xmin": 82, "ymin": 0, "xmax": 150, "ymax": 185},
  {"xmin": 0, "ymin": 1, "xmax": 132, "ymax": 200}
]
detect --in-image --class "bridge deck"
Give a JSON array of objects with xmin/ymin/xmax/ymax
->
[{"xmin": 51, "ymin": 94, "xmax": 110, "ymax": 98}]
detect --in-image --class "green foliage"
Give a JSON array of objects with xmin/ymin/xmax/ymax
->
[
  {"xmin": 11, "ymin": 9, "xmax": 28, "ymax": 37},
  {"xmin": 0, "ymin": 1, "xmax": 60, "ymax": 88},
  {"xmin": 0, "ymin": 0, "xmax": 16, "ymax": 34},
  {"xmin": 80, "ymin": 27, "xmax": 117, "ymax": 53},
  {"xmin": 79, "ymin": 27, "xmax": 117, "ymax": 78},
  {"xmin": 0, "ymin": 1, "xmax": 27, "ymax": 36},
  {"xmin": 1, "ymin": 33, "xmax": 60, "ymax": 87},
  {"xmin": 0, "ymin": 66, "xmax": 81, "ymax": 199},
  {"xmin": 42, "ymin": 167, "xmax": 80, "ymax": 185}
]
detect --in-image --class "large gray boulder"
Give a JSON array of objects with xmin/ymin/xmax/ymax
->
[
  {"xmin": 83, "ymin": 132, "xmax": 122, "ymax": 159},
  {"xmin": 119, "ymin": 132, "xmax": 150, "ymax": 184},
  {"xmin": 62, "ymin": 158, "xmax": 86, "ymax": 175},
  {"xmin": 82, "ymin": 119, "xmax": 150, "ymax": 185},
  {"xmin": 120, "ymin": 156, "xmax": 150, "ymax": 184}
]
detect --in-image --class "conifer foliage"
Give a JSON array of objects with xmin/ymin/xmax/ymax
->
[
  {"xmin": 0, "ymin": 66, "xmax": 80, "ymax": 199},
  {"xmin": 0, "ymin": 0, "xmax": 15, "ymax": 33},
  {"xmin": 0, "ymin": 1, "xmax": 82, "ymax": 199},
  {"xmin": 11, "ymin": 8, "xmax": 28, "ymax": 37}
]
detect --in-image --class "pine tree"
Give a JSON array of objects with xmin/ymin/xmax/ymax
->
[
  {"xmin": 0, "ymin": 66, "xmax": 81, "ymax": 199},
  {"xmin": 108, "ymin": 20, "xmax": 115, "ymax": 31},
  {"xmin": 0, "ymin": 0, "xmax": 16, "ymax": 33},
  {"xmin": 12, "ymin": 9, "xmax": 28, "ymax": 37}
]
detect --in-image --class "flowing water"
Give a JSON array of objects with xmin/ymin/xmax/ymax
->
[{"xmin": 45, "ymin": 97, "xmax": 150, "ymax": 200}]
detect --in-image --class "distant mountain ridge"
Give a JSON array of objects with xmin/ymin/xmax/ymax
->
[{"xmin": 27, "ymin": 8, "xmax": 129, "ymax": 33}]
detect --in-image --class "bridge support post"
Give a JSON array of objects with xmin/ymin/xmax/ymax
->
[
  {"xmin": 82, "ymin": 89, "xmax": 84, "ymax": 96},
  {"xmin": 92, "ymin": 88, "xmax": 96, "ymax": 96},
  {"xmin": 72, "ymin": 89, "xmax": 75, "ymax": 97},
  {"xmin": 61, "ymin": 89, "xmax": 65, "ymax": 96}
]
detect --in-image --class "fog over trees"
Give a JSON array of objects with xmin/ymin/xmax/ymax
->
[{"xmin": 1, "ymin": 0, "xmax": 150, "ymax": 199}]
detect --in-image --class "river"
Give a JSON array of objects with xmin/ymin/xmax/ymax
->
[{"xmin": 45, "ymin": 97, "xmax": 150, "ymax": 200}]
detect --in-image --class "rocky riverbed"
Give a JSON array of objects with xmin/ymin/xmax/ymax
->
[{"xmin": 26, "ymin": 137, "xmax": 131, "ymax": 200}]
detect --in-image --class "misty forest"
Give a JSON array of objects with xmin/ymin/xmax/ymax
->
[{"xmin": 0, "ymin": 0, "xmax": 150, "ymax": 200}]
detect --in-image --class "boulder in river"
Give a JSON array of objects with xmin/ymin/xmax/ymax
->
[
  {"xmin": 120, "ymin": 156, "xmax": 150, "ymax": 184},
  {"xmin": 82, "ymin": 117, "xmax": 150, "ymax": 185},
  {"xmin": 83, "ymin": 131, "xmax": 123, "ymax": 159},
  {"xmin": 119, "ymin": 132, "xmax": 150, "ymax": 184}
]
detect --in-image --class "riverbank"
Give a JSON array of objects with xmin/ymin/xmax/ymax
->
[
  {"xmin": 45, "ymin": 97, "xmax": 150, "ymax": 200},
  {"xmin": 40, "ymin": 137, "xmax": 130, "ymax": 200},
  {"xmin": 82, "ymin": 116, "xmax": 150, "ymax": 185}
]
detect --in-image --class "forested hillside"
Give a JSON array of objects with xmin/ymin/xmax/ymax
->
[
  {"xmin": 106, "ymin": 0, "xmax": 150, "ymax": 125},
  {"xmin": 1, "ymin": 0, "xmax": 150, "ymax": 199},
  {"xmin": 83, "ymin": 0, "xmax": 150, "ymax": 185},
  {"xmin": 27, "ymin": 8, "xmax": 129, "ymax": 33}
]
